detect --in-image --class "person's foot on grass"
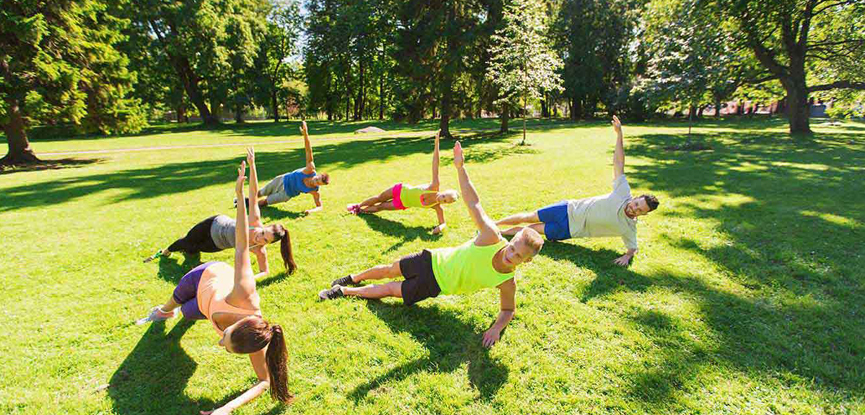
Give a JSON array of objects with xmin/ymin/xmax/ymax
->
[
  {"xmin": 143, "ymin": 249, "xmax": 171, "ymax": 263},
  {"xmin": 136, "ymin": 306, "xmax": 178, "ymax": 325},
  {"xmin": 331, "ymin": 275, "xmax": 359, "ymax": 287},
  {"xmin": 319, "ymin": 286, "xmax": 345, "ymax": 301},
  {"xmin": 233, "ymin": 197, "xmax": 251, "ymax": 209}
]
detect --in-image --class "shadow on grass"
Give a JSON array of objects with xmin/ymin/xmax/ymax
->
[
  {"xmin": 349, "ymin": 301, "xmax": 509, "ymax": 402},
  {"xmin": 0, "ymin": 157, "xmax": 103, "ymax": 174},
  {"xmin": 561, "ymin": 127, "xmax": 865, "ymax": 407},
  {"xmin": 259, "ymin": 205, "xmax": 307, "ymax": 221},
  {"xmin": 156, "ymin": 254, "xmax": 203, "ymax": 284},
  {"xmin": 357, "ymin": 214, "xmax": 441, "ymax": 253},
  {"xmin": 108, "ymin": 319, "xmax": 212, "ymax": 414}
]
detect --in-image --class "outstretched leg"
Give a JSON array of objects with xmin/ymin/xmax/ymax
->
[
  {"xmin": 343, "ymin": 281, "xmax": 403, "ymax": 299},
  {"xmin": 358, "ymin": 186, "xmax": 395, "ymax": 209},
  {"xmin": 501, "ymin": 223, "xmax": 546, "ymax": 237},
  {"xmin": 322, "ymin": 261, "xmax": 403, "ymax": 300},
  {"xmin": 496, "ymin": 211, "xmax": 540, "ymax": 227},
  {"xmin": 360, "ymin": 201, "xmax": 398, "ymax": 214}
]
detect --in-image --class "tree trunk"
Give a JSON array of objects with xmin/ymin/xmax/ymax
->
[
  {"xmin": 177, "ymin": 105, "xmax": 187, "ymax": 123},
  {"xmin": 541, "ymin": 92, "xmax": 549, "ymax": 118},
  {"xmin": 379, "ymin": 70, "xmax": 384, "ymax": 120},
  {"xmin": 234, "ymin": 103, "xmax": 245, "ymax": 124},
  {"xmin": 714, "ymin": 97, "xmax": 722, "ymax": 118},
  {"xmin": 272, "ymin": 90, "xmax": 280, "ymax": 122},
  {"xmin": 1, "ymin": 96, "xmax": 39, "ymax": 165},
  {"xmin": 174, "ymin": 56, "xmax": 218, "ymax": 125},
  {"xmin": 521, "ymin": 93, "xmax": 527, "ymax": 145},
  {"xmin": 786, "ymin": 76, "xmax": 811, "ymax": 134},
  {"xmin": 500, "ymin": 103, "xmax": 509, "ymax": 133}
]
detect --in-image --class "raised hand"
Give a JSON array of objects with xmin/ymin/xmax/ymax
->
[
  {"xmin": 246, "ymin": 147, "xmax": 255, "ymax": 166},
  {"xmin": 299, "ymin": 120, "xmax": 308, "ymax": 136},
  {"xmin": 236, "ymin": 161, "xmax": 247, "ymax": 195},
  {"xmin": 453, "ymin": 141, "xmax": 464, "ymax": 169},
  {"xmin": 611, "ymin": 115, "xmax": 622, "ymax": 135}
]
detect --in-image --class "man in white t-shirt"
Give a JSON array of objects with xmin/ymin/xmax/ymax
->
[{"xmin": 496, "ymin": 116, "xmax": 659, "ymax": 266}]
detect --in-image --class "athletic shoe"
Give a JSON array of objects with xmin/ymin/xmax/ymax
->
[
  {"xmin": 143, "ymin": 249, "xmax": 170, "ymax": 263},
  {"xmin": 331, "ymin": 275, "xmax": 358, "ymax": 287},
  {"xmin": 346, "ymin": 204, "xmax": 360, "ymax": 215},
  {"xmin": 319, "ymin": 286, "xmax": 345, "ymax": 301},
  {"xmin": 233, "ymin": 197, "xmax": 251, "ymax": 209},
  {"xmin": 135, "ymin": 306, "xmax": 178, "ymax": 325}
]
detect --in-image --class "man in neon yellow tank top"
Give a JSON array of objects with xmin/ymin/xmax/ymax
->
[{"xmin": 320, "ymin": 141, "xmax": 544, "ymax": 348}]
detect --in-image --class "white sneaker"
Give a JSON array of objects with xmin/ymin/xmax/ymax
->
[{"xmin": 135, "ymin": 306, "xmax": 178, "ymax": 325}]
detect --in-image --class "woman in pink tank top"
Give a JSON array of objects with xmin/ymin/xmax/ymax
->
[{"xmin": 139, "ymin": 149, "xmax": 293, "ymax": 412}]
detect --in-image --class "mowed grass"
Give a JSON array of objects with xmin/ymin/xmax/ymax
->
[{"xmin": 1, "ymin": 118, "xmax": 864, "ymax": 414}]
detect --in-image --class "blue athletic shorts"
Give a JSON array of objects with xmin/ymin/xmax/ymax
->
[{"xmin": 537, "ymin": 201, "xmax": 571, "ymax": 241}]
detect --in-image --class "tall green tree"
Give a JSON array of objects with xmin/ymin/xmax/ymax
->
[
  {"xmin": 1, "ymin": 0, "xmax": 141, "ymax": 164},
  {"xmin": 710, "ymin": 0, "xmax": 865, "ymax": 134},
  {"xmin": 488, "ymin": 0, "xmax": 563, "ymax": 144},
  {"xmin": 255, "ymin": 0, "xmax": 302, "ymax": 122},
  {"xmin": 641, "ymin": 0, "xmax": 766, "ymax": 124}
]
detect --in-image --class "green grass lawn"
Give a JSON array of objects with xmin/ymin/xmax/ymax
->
[{"xmin": 1, "ymin": 117, "xmax": 864, "ymax": 414}]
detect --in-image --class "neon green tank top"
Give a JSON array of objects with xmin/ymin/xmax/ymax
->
[
  {"xmin": 431, "ymin": 238, "xmax": 513, "ymax": 295},
  {"xmin": 401, "ymin": 185, "xmax": 438, "ymax": 209}
]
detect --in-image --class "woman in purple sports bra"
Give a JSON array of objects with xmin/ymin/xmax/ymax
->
[
  {"xmin": 346, "ymin": 130, "xmax": 459, "ymax": 234},
  {"xmin": 139, "ymin": 149, "xmax": 293, "ymax": 412}
]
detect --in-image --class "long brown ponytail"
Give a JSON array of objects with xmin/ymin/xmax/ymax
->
[
  {"xmin": 232, "ymin": 318, "xmax": 293, "ymax": 403},
  {"xmin": 265, "ymin": 325, "xmax": 292, "ymax": 403},
  {"xmin": 273, "ymin": 224, "xmax": 297, "ymax": 274}
]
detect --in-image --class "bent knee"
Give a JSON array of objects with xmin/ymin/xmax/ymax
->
[{"xmin": 388, "ymin": 261, "xmax": 402, "ymax": 278}]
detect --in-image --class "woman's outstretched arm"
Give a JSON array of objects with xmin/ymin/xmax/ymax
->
[
  {"xmin": 230, "ymin": 160, "xmax": 256, "ymax": 301},
  {"xmin": 428, "ymin": 130, "xmax": 441, "ymax": 191},
  {"xmin": 247, "ymin": 147, "xmax": 262, "ymax": 227}
]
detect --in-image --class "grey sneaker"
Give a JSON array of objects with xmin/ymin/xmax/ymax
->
[
  {"xmin": 331, "ymin": 275, "xmax": 358, "ymax": 287},
  {"xmin": 135, "ymin": 306, "xmax": 178, "ymax": 325},
  {"xmin": 319, "ymin": 286, "xmax": 345, "ymax": 301}
]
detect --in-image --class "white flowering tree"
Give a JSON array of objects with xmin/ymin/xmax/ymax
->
[{"xmin": 487, "ymin": 0, "xmax": 563, "ymax": 145}]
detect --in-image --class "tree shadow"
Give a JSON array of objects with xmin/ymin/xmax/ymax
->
[
  {"xmin": 539, "ymin": 240, "xmax": 653, "ymax": 301},
  {"xmin": 0, "ymin": 157, "xmax": 103, "ymax": 174},
  {"xmin": 259, "ymin": 205, "xmax": 307, "ymax": 221},
  {"xmin": 107, "ymin": 319, "xmax": 212, "ymax": 414},
  {"xmin": 558, "ymin": 127, "xmax": 865, "ymax": 406},
  {"xmin": 357, "ymin": 214, "xmax": 441, "ymax": 253},
  {"xmin": 348, "ymin": 301, "xmax": 509, "ymax": 402},
  {"xmin": 156, "ymin": 254, "xmax": 203, "ymax": 284}
]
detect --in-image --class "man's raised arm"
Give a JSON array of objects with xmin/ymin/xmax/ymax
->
[
  {"xmin": 301, "ymin": 121, "xmax": 315, "ymax": 174},
  {"xmin": 612, "ymin": 115, "xmax": 625, "ymax": 180},
  {"xmin": 453, "ymin": 141, "xmax": 499, "ymax": 244}
]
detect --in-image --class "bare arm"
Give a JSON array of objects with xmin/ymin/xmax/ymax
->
[
  {"xmin": 453, "ymin": 141, "xmax": 499, "ymax": 245},
  {"xmin": 432, "ymin": 205, "xmax": 446, "ymax": 234},
  {"xmin": 427, "ymin": 130, "xmax": 441, "ymax": 191},
  {"xmin": 612, "ymin": 116, "xmax": 625, "ymax": 180},
  {"xmin": 252, "ymin": 246, "xmax": 269, "ymax": 279},
  {"xmin": 230, "ymin": 161, "xmax": 256, "ymax": 302},
  {"xmin": 300, "ymin": 121, "xmax": 315, "ymax": 174},
  {"xmin": 482, "ymin": 278, "xmax": 516, "ymax": 348},
  {"xmin": 247, "ymin": 148, "xmax": 262, "ymax": 227},
  {"xmin": 201, "ymin": 351, "xmax": 269, "ymax": 414},
  {"xmin": 305, "ymin": 191, "xmax": 322, "ymax": 215}
]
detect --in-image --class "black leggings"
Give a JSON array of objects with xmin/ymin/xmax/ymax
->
[{"xmin": 167, "ymin": 216, "xmax": 221, "ymax": 254}]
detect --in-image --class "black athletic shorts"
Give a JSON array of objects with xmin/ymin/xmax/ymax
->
[{"xmin": 398, "ymin": 249, "xmax": 441, "ymax": 306}]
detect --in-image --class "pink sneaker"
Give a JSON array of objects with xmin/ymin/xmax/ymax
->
[{"xmin": 346, "ymin": 204, "xmax": 360, "ymax": 214}]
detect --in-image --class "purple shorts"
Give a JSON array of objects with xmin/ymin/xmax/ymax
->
[{"xmin": 172, "ymin": 261, "xmax": 218, "ymax": 320}]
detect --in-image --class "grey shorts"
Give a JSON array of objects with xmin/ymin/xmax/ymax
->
[{"xmin": 260, "ymin": 174, "xmax": 291, "ymax": 204}]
